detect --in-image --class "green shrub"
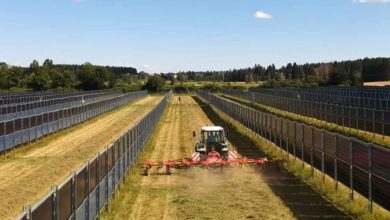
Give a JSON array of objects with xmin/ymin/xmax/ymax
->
[
  {"xmin": 260, "ymin": 80, "xmax": 319, "ymax": 88},
  {"xmin": 173, "ymin": 84, "xmax": 196, "ymax": 93},
  {"xmin": 141, "ymin": 75, "xmax": 165, "ymax": 92},
  {"xmin": 112, "ymin": 83, "xmax": 142, "ymax": 92}
]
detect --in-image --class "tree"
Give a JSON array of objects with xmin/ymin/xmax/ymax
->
[
  {"xmin": 77, "ymin": 63, "xmax": 115, "ymax": 90},
  {"xmin": 7, "ymin": 66, "xmax": 25, "ymax": 88},
  {"xmin": 351, "ymin": 71, "xmax": 363, "ymax": 86},
  {"xmin": 29, "ymin": 60, "xmax": 40, "ymax": 73},
  {"xmin": 78, "ymin": 62, "xmax": 96, "ymax": 90},
  {"xmin": 95, "ymin": 67, "xmax": 115, "ymax": 88},
  {"xmin": 328, "ymin": 62, "xmax": 350, "ymax": 85},
  {"xmin": 285, "ymin": 63, "xmax": 293, "ymax": 80},
  {"xmin": 142, "ymin": 75, "xmax": 165, "ymax": 92},
  {"xmin": 245, "ymin": 70, "xmax": 254, "ymax": 82},
  {"xmin": 51, "ymin": 69, "xmax": 78, "ymax": 89},
  {"xmin": 292, "ymin": 63, "xmax": 304, "ymax": 80},
  {"xmin": 27, "ymin": 70, "xmax": 52, "ymax": 91},
  {"xmin": 265, "ymin": 64, "xmax": 276, "ymax": 80},
  {"xmin": 0, "ymin": 63, "xmax": 9, "ymax": 89},
  {"xmin": 43, "ymin": 59, "xmax": 54, "ymax": 69},
  {"xmin": 253, "ymin": 64, "xmax": 265, "ymax": 81},
  {"xmin": 177, "ymin": 73, "xmax": 188, "ymax": 82}
]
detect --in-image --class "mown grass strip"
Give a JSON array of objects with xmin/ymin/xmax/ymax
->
[
  {"xmin": 199, "ymin": 96, "xmax": 390, "ymax": 220},
  {"xmin": 100, "ymin": 99, "xmax": 172, "ymax": 220},
  {"xmin": 220, "ymin": 94, "xmax": 390, "ymax": 149}
]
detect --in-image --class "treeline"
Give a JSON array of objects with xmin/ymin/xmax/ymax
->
[
  {"xmin": 163, "ymin": 57, "xmax": 390, "ymax": 86},
  {"xmin": 2, "ymin": 57, "xmax": 389, "ymax": 92},
  {"xmin": 0, "ymin": 60, "xmax": 144, "ymax": 91}
]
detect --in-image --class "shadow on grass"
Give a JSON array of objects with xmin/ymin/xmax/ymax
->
[{"xmin": 192, "ymin": 96, "xmax": 352, "ymax": 220}]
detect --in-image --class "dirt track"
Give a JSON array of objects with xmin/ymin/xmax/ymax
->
[
  {"xmin": 101, "ymin": 96, "xmax": 349, "ymax": 219},
  {"xmin": 0, "ymin": 96, "xmax": 162, "ymax": 220}
]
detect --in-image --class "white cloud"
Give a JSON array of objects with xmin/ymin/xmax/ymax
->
[
  {"xmin": 353, "ymin": 0, "xmax": 390, "ymax": 3},
  {"xmin": 254, "ymin": 11, "xmax": 272, "ymax": 20}
]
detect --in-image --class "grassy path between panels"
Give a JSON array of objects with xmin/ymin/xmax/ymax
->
[
  {"xmin": 0, "ymin": 95, "xmax": 163, "ymax": 220},
  {"xmin": 101, "ymin": 96, "xmax": 350, "ymax": 220}
]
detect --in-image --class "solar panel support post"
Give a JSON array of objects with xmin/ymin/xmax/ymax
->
[
  {"xmin": 311, "ymin": 128, "xmax": 314, "ymax": 177},
  {"xmin": 286, "ymin": 129, "xmax": 290, "ymax": 160},
  {"xmin": 104, "ymin": 148, "xmax": 109, "ymax": 210},
  {"xmin": 368, "ymin": 144, "xmax": 373, "ymax": 213},
  {"xmin": 334, "ymin": 135, "xmax": 339, "ymax": 191},
  {"xmin": 70, "ymin": 171, "xmax": 76, "ymax": 217},
  {"xmin": 342, "ymin": 106, "xmax": 345, "ymax": 130},
  {"xmin": 51, "ymin": 185, "xmax": 58, "ymax": 220},
  {"xmin": 96, "ymin": 153, "xmax": 100, "ymax": 219},
  {"xmin": 12, "ymin": 120, "xmax": 15, "ymax": 151},
  {"xmin": 321, "ymin": 131, "xmax": 325, "ymax": 183},
  {"xmin": 301, "ymin": 140, "xmax": 304, "ymax": 169},
  {"xmin": 364, "ymin": 109, "xmax": 367, "ymax": 136},
  {"xmin": 349, "ymin": 139, "xmax": 354, "ymax": 201},
  {"xmin": 23, "ymin": 205, "xmax": 32, "ymax": 220},
  {"xmin": 293, "ymin": 123, "xmax": 296, "ymax": 160},
  {"xmin": 111, "ymin": 144, "xmax": 116, "ymax": 200},
  {"xmin": 84, "ymin": 161, "xmax": 90, "ymax": 220},
  {"xmin": 381, "ymin": 111, "xmax": 385, "ymax": 141},
  {"xmin": 372, "ymin": 110, "xmax": 375, "ymax": 137}
]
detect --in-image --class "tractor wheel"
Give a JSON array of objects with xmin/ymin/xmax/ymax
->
[
  {"xmin": 143, "ymin": 167, "xmax": 149, "ymax": 176},
  {"xmin": 223, "ymin": 153, "xmax": 229, "ymax": 161},
  {"xmin": 166, "ymin": 166, "xmax": 171, "ymax": 175}
]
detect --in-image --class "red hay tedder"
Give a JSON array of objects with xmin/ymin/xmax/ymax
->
[{"xmin": 141, "ymin": 126, "xmax": 275, "ymax": 176}]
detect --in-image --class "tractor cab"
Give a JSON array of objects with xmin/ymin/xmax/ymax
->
[
  {"xmin": 202, "ymin": 126, "xmax": 225, "ymax": 143},
  {"xmin": 194, "ymin": 126, "xmax": 229, "ymax": 160}
]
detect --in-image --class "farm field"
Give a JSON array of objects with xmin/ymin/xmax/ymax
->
[
  {"xmin": 364, "ymin": 81, "xmax": 390, "ymax": 86},
  {"xmin": 0, "ymin": 95, "xmax": 162, "ymax": 220},
  {"xmin": 101, "ymin": 96, "xmax": 350, "ymax": 219}
]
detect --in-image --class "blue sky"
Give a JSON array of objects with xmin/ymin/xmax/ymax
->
[{"xmin": 0, "ymin": 0, "xmax": 389, "ymax": 73}]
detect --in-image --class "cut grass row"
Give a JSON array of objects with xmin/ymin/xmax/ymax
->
[
  {"xmin": 100, "ymin": 99, "xmax": 171, "ymax": 219},
  {"xmin": 220, "ymin": 94, "xmax": 390, "ymax": 148},
  {"xmin": 200, "ymin": 96, "xmax": 390, "ymax": 220}
]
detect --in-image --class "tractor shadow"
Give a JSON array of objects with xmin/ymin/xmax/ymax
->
[{"xmin": 192, "ymin": 96, "xmax": 352, "ymax": 220}]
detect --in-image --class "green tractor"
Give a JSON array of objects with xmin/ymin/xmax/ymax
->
[{"xmin": 193, "ymin": 126, "xmax": 230, "ymax": 161}]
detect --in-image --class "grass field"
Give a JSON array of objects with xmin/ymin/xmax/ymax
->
[
  {"xmin": 364, "ymin": 81, "xmax": 390, "ymax": 86},
  {"xmin": 101, "ymin": 96, "xmax": 350, "ymax": 220},
  {"xmin": 0, "ymin": 96, "xmax": 163, "ymax": 220}
]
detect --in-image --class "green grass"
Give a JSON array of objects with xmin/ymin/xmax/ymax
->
[
  {"xmin": 221, "ymin": 94, "xmax": 390, "ymax": 149},
  {"xmin": 201, "ymin": 96, "xmax": 390, "ymax": 220}
]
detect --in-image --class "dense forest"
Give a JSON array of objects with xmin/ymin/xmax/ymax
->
[
  {"xmin": 1, "ymin": 57, "xmax": 389, "ymax": 91},
  {"xmin": 0, "ymin": 59, "xmax": 145, "ymax": 91},
  {"xmin": 163, "ymin": 57, "xmax": 390, "ymax": 86}
]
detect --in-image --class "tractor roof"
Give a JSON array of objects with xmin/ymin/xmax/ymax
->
[{"xmin": 201, "ymin": 126, "xmax": 224, "ymax": 132}]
